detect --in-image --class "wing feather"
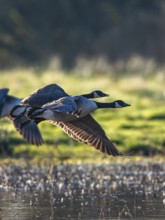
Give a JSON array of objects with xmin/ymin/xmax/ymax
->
[
  {"xmin": 21, "ymin": 84, "xmax": 69, "ymax": 107},
  {"xmin": 53, "ymin": 114, "xmax": 123, "ymax": 156},
  {"xmin": 13, "ymin": 116, "xmax": 44, "ymax": 146}
]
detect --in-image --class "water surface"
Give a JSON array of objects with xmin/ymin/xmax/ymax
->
[{"xmin": 0, "ymin": 163, "xmax": 165, "ymax": 219}]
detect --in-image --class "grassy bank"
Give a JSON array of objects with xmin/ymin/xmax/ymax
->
[{"xmin": 0, "ymin": 68, "xmax": 165, "ymax": 164}]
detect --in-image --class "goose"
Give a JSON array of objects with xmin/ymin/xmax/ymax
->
[
  {"xmin": 8, "ymin": 84, "xmax": 109, "ymax": 145},
  {"xmin": 15, "ymin": 96, "xmax": 130, "ymax": 156},
  {"xmin": 27, "ymin": 96, "xmax": 130, "ymax": 122},
  {"xmin": 0, "ymin": 88, "xmax": 44, "ymax": 145},
  {"xmin": 20, "ymin": 84, "xmax": 109, "ymax": 107},
  {"xmin": 1, "ymin": 85, "xmax": 108, "ymax": 118},
  {"xmin": 9, "ymin": 87, "xmax": 109, "ymax": 118}
]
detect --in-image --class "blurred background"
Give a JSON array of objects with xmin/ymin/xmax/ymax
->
[
  {"xmin": 1, "ymin": 0, "xmax": 165, "ymax": 72},
  {"xmin": 0, "ymin": 0, "xmax": 165, "ymax": 163}
]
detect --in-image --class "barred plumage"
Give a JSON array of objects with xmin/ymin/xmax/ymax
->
[{"xmin": 53, "ymin": 115, "xmax": 123, "ymax": 156}]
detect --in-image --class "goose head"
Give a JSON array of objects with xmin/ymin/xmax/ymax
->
[
  {"xmin": 95, "ymin": 100, "xmax": 131, "ymax": 109},
  {"xmin": 81, "ymin": 90, "xmax": 109, "ymax": 99},
  {"xmin": 92, "ymin": 90, "xmax": 109, "ymax": 98},
  {"xmin": 114, "ymin": 100, "xmax": 131, "ymax": 108}
]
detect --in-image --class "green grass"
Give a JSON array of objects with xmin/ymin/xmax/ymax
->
[{"xmin": 0, "ymin": 68, "xmax": 165, "ymax": 164}]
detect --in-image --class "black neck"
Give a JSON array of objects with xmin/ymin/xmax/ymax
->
[
  {"xmin": 95, "ymin": 101, "xmax": 115, "ymax": 108},
  {"xmin": 81, "ymin": 92, "xmax": 93, "ymax": 99}
]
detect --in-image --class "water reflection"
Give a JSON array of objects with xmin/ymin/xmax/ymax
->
[{"xmin": 0, "ymin": 163, "xmax": 165, "ymax": 219}]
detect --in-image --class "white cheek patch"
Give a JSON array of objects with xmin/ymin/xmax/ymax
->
[
  {"xmin": 93, "ymin": 92, "xmax": 100, "ymax": 98},
  {"xmin": 115, "ymin": 102, "xmax": 122, "ymax": 108}
]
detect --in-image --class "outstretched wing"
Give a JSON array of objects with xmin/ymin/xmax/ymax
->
[
  {"xmin": 0, "ymin": 88, "xmax": 9, "ymax": 116},
  {"xmin": 13, "ymin": 116, "xmax": 44, "ymax": 146},
  {"xmin": 53, "ymin": 114, "xmax": 123, "ymax": 156},
  {"xmin": 10, "ymin": 105, "xmax": 44, "ymax": 146},
  {"xmin": 21, "ymin": 84, "xmax": 69, "ymax": 107}
]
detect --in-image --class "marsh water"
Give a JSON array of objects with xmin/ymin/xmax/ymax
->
[{"xmin": 0, "ymin": 163, "xmax": 165, "ymax": 220}]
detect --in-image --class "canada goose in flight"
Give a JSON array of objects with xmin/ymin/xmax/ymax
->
[
  {"xmin": 0, "ymin": 88, "xmax": 44, "ymax": 146},
  {"xmin": 1, "ymin": 85, "xmax": 108, "ymax": 118},
  {"xmin": 21, "ymin": 84, "xmax": 109, "ymax": 107},
  {"xmin": 27, "ymin": 96, "xmax": 130, "ymax": 122},
  {"xmin": 7, "ymin": 84, "xmax": 109, "ymax": 145},
  {"xmin": 11, "ymin": 92, "xmax": 130, "ymax": 156}
]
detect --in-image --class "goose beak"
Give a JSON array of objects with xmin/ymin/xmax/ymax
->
[
  {"xmin": 125, "ymin": 103, "xmax": 131, "ymax": 107},
  {"xmin": 103, "ymin": 92, "xmax": 109, "ymax": 97}
]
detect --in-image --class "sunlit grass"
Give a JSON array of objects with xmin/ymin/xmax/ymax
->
[{"xmin": 0, "ymin": 68, "xmax": 165, "ymax": 164}]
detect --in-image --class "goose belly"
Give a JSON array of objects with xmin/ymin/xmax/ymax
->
[{"xmin": 43, "ymin": 110, "xmax": 78, "ymax": 122}]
